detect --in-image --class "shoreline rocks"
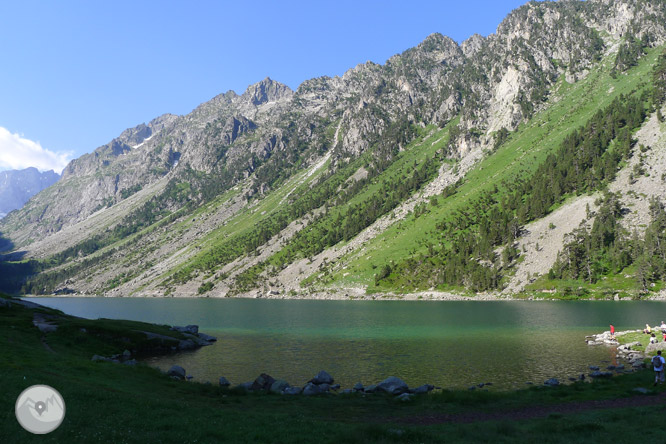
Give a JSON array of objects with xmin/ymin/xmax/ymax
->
[
  {"xmin": 211, "ymin": 371, "xmax": 437, "ymax": 399},
  {"xmin": 586, "ymin": 329, "xmax": 648, "ymax": 370}
]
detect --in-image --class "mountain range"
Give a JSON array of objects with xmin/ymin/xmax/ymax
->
[
  {"xmin": 2, "ymin": 0, "xmax": 666, "ymax": 300},
  {"xmin": 0, "ymin": 168, "xmax": 59, "ymax": 219}
]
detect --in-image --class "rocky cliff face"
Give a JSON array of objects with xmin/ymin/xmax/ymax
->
[{"xmin": 0, "ymin": 168, "xmax": 59, "ymax": 219}]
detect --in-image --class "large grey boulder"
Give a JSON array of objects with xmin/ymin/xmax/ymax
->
[
  {"xmin": 171, "ymin": 325, "xmax": 199, "ymax": 334},
  {"xmin": 311, "ymin": 370, "xmax": 334, "ymax": 385},
  {"xmin": 270, "ymin": 380, "xmax": 290, "ymax": 394},
  {"xmin": 544, "ymin": 378, "xmax": 560, "ymax": 386},
  {"xmin": 377, "ymin": 377, "xmax": 409, "ymax": 395},
  {"xmin": 412, "ymin": 384, "xmax": 434, "ymax": 394},
  {"xmin": 283, "ymin": 386, "xmax": 302, "ymax": 395},
  {"xmin": 251, "ymin": 373, "xmax": 276, "ymax": 391},
  {"xmin": 353, "ymin": 382, "xmax": 364, "ymax": 392},
  {"xmin": 218, "ymin": 377, "xmax": 231, "ymax": 387},
  {"xmin": 197, "ymin": 332, "xmax": 217, "ymax": 342},
  {"xmin": 178, "ymin": 339, "xmax": 198, "ymax": 350},
  {"xmin": 302, "ymin": 382, "xmax": 323, "ymax": 396},
  {"xmin": 167, "ymin": 365, "xmax": 186, "ymax": 380},
  {"xmin": 645, "ymin": 342, "xmax": 666, "ymax": 354}
]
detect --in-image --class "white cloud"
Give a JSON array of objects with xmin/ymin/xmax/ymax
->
[{"xmin": 0, "ymin": 127, "xmax": 72, "ymax": 174}]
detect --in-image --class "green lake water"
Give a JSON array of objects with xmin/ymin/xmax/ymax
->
[{"xmin": 27, "ymin": 298, "xmax": 666, "ymax": 390}]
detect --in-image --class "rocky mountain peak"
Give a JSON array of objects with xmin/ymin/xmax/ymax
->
[
  {"xmin": 461, "ymin": 33, "xmax": 485, "ymax": 58},
  {"xmin": 415, "ymin": 33, "xmax": 463, "ymax": 65},
  {"xmin": 241, "ymin": 77, "xmax": 294, "ymax": 106}
]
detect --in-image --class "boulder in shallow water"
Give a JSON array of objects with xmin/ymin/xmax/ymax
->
[
  {"xmin": 178, "ymin": 339, "xmax": 198, "ymax": 350},
  {"xmin": 197, "ymin": 332, "xmax": 217, "ymax": 342},
  {"xmin": 270, "ymin": 380, "xmax": 290, "ymax": 394},
  {"xmin": 543, "ymin": 378, "xmax": 560, "ymax": 386},
  {"xmin": 167, "ymin": 365, "xmax": 186, "ymax": 380},
  {"xmin": 377, "ymin": 376, "xmax": 409, "ymax": 395},
  {"xmin": 171, "ymin": 325, "xmax": 199, "ymax": 334},
  {"xmin": 302, "ymin": 382, "xmax": 323, "ymax": 396},
  {"xmin": 412, "ymin": 384, "xmax": 434, "ymax": 394},
  {"xmin": 251, "ymin": 373, "xmax": 276, "ymax": 391},
  {"xmin": 283, "ymin": 386, "xmax": 302, "ymax": 395},
  {"xmin": 311, "ymin": 370, "xmax": 334, "ymax": 385}
]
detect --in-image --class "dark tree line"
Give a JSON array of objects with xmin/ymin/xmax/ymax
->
[{"xmin": 552, "ymin": 195, "xmax": 666, "ymax": 295}]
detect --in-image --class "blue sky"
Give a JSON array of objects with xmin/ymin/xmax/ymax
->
[{"xmin": 0, "ymin": 0, "xmax": 527, "ymax": 173}]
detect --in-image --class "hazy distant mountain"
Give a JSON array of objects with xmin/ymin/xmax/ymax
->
[{"xmin": 0, "ymin": 168, "xmax": 60, "ymax": 218}]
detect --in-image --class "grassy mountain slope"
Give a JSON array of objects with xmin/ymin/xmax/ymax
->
[{"xmin": 319, "ymin": 46, "xmax": 665, "ymax": 295}]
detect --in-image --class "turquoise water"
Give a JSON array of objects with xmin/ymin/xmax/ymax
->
[{"xmin": 28, "ymin": 298, "xmax": 666, "ymax": 390}]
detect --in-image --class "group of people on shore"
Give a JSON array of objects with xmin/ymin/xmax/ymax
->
[
  {"xmin": 642, "ymin": 321, "xmax": 666, "ymax": 343},
  {"xmin": 610, "ymin": 322, "xmax": 666, "ymax": 386}
]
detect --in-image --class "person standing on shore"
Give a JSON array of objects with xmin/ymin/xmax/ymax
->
[
  {"xmin": 610, "ymin": 324, "xmax": 615, "ymax": 340},
  {"xmin": 652, "ymin": 350, "xmax": 665, "ymax": 386}
]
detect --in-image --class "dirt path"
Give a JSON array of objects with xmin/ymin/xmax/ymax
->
[{"xmin": 400, "ymin": 391, "xmax": 666, "ymax": 425}]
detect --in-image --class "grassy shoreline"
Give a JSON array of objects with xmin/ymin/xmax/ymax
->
[{"xmin": 2, "ymin": 293, "xmax": 666, "ymax": 443}]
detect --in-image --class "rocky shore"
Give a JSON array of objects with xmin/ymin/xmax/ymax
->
[
  {"xmin": 90, "ymin": 324, "xmax": 217, "ymax": 364},
  {"xmin": 585, "ymin": 328, "xmax": 666, "ymax": 371},
  {"xmin": 165, "ymin": 368, "xmax": 436, "ymax": 400}
]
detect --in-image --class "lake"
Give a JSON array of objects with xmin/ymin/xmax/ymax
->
[{"xmin": 27, "ymin": 297, "xmax": 666, "ymax": 390}]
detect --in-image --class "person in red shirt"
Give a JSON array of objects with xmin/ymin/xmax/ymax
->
[{"xmin": 610, "ymin": 324, "xmax": 615, "ymax": 340}]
